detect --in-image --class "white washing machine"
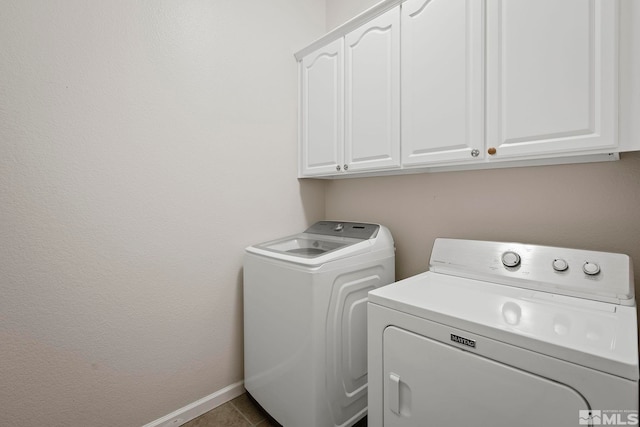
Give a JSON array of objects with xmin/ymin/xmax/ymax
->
[
  {"xmin": 244, "ymin": 221, "xmax": 395, "ymax": 427},
  {"xmin": 368, "ymin": 238, "xmax": 639, "ymax": 427}
]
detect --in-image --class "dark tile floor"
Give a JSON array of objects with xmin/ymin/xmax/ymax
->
[
  {"xmin": 181, "ymin": 393, "xmax": 280, "ymax": 427},
  {"xmin": 181, "ymin": 392, "xmax": 367, "ymax": 427}
]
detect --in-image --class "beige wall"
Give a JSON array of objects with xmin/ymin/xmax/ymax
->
[
  {"xmin": 325, "ymin": 0, "xmax": 381, "ymax": 30},
  {"xmin": 0, "ymin": 1, "xmax": 326, "ymax": 426}
]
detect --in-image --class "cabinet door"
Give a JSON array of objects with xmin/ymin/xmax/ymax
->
[
  {"xmin": 401, "ymin": 0, "xmax": 484, "ymax": 166},
  {"xmin": 486, "ymin": 0, "xmax": 618, "ymax": 159},
  {"xmin": 344, "ymin": 7, "xmax": 400, "ymax": 173},
  {"xmin": 300, "ymin": 38, "xmax": 344, "ymax": 176}
]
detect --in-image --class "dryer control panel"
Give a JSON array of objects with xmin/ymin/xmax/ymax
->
[{"xmin": 429, "ymin": 238, "xmax": 634, "ymax": 305}]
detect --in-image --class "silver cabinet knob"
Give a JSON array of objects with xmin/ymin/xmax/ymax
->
[
  {"xmin": 343, "ymin": 164, "xmax": 349, "ymax": 171},
  {"xmin": 471, "ymin": 149, "xmax": 480, "ymax": 157},
  {"xmin": 336, "ymin": 165, "xmax": 341, "ymax": 171}
]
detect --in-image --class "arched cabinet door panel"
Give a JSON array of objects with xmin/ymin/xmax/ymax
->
[
  {"xmin": 344, "ymin": 6, "xmax": 401, "ymax": 173},
  {"xmin": 300, "ymin": 38, "xmax": 344, "ymax": 176}
]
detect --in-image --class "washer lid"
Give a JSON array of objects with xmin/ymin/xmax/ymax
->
[
  {"xmin": 251, "ymin": 233, "xmax": 364, "ymax": 259},
  {"xmin": 369, "ymin": 272, "xmax": 639, "ymax": 381},
  {"xmin": 245, "ymin": 222, "xmax": 391, "ymax": 266}
]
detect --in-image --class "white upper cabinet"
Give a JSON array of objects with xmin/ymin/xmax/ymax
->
[
  {"xmin": 296, "ymin": 0, "xmax": 629, "ymax": 178},
  {"xmin": 401, "ymin": 0, "xmax": 484, "ymax": 166},
  {"xmin": 299, "ymin": 6, "xmax": 400, "ymax": 177},
  {"xmin": 300, "ymin": 38, "xmax": 344, "ymax": 176},
  {"xmin": 486, "ymin": 0, "xmax": 618, "ymax": 159},
  {"xmin": 344, "ymin": 7, "xmax": 401, "ymax": 173}
]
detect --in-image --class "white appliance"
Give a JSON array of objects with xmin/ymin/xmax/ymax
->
[
  {"xmin": 368, "ymin": 238, "xmax": 639, "ymax": 427},
  {"xmin": 244, "ymin": 221, "xmax": 395, "ymax": 427}
]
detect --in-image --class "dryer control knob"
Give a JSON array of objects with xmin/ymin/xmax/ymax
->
[
  {"xmin": 552, "ymin": 258, "xmax": 569, "ymax": 272},
  {"xmin": 583, "ymin": 262, "xmax": 601, "ymax": 276},
  {"xmin": 502, "ymin": 251, "xmax": 521, "ymax": 268}
]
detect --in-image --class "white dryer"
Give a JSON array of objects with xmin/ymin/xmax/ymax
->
[
  {"xmin": 368, "ymin": 238, "xmax": 639, "ymax": 427},
  {"xmin": 244, "ymin": 221, "xmax": 395, "ymax": 427}
]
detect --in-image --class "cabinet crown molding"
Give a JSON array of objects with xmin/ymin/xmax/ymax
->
[{"xmin": 294, "ymin": 0, "xmax": 402, "ymax": 61}]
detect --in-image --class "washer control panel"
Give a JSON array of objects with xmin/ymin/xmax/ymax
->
[
  {"xmin": 429, "ymin": 239, "xmax": 634, "ymax": 305},
  {"xmin": 304, "ymin": 221, "xmax": 379, "ymax": 240}
]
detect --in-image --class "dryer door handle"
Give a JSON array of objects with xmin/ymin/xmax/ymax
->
[
  {"xmin": 389, "ymin": 373, "xmax": 401, "ymax": 415},
  {"xmin": 389, "ymin": 372, "xmax": 412, "ymax": 417}
]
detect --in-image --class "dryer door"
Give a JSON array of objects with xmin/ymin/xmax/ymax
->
[{"xmin": 383, "ymin": 326, "xmax": 589, "ymax": 427}]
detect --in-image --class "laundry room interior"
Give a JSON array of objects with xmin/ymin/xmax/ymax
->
[{"xmin": 2, "ymin": 0, "xmax": 639, "ymax": 426}]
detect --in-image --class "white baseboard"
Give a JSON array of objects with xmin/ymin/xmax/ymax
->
[{"xmin": 142, "ymin": 380, "xmax": 245, "ymax": 427}]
